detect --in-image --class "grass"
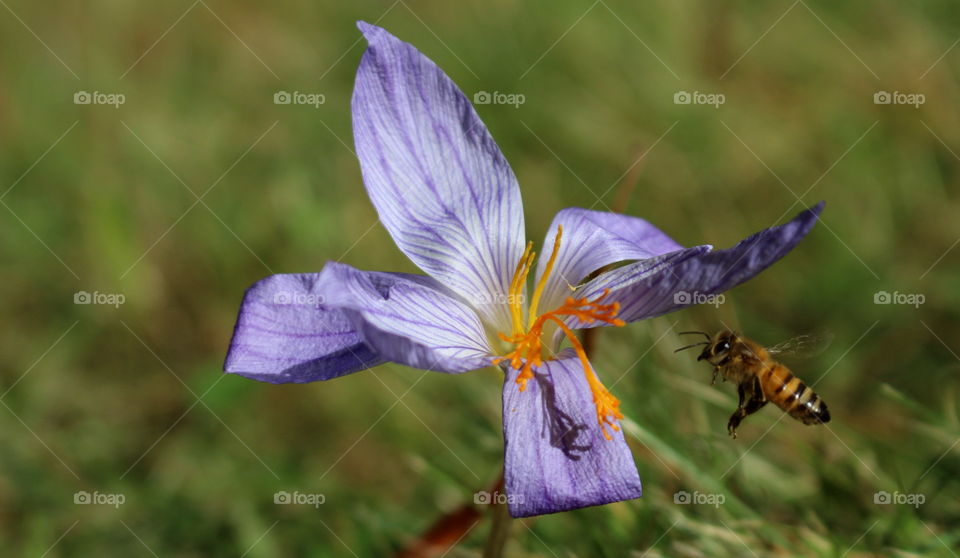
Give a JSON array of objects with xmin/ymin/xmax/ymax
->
[{"xmin": 2, "ymin": 0, "xmax": 959, "ymax": 556}]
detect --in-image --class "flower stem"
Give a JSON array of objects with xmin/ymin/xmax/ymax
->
[
  {"xmin": 481, "ymin": 469, "xmax": 510, "ymax": 558},
  {"xmin": 481, "ymin": 488, "xmax": 512, "ymax": 558}
]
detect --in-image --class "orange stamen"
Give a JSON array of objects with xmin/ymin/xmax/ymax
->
[
  {"xmin": 491, "ymin": 224, "xmax": 627, "ymax": 439},
  {"xmin": 508, "ymin": 241, "xmax": 534, "ymax": 335},
  {"xmin": 527, "ymin": 225, "xmax": 563, "ymax": 329}
]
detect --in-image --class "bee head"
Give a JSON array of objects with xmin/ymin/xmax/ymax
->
[{"xmin": 699, "ymin": 330, "xmax": 737, "ymax": 363}]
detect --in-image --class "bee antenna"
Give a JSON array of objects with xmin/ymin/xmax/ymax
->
[
  {"xmin": 678, "ymin": 331, "xmax": 711, "ymax": 341},
  {"xmin": 674, "ymin": 342, "xmax": 709, "ymax": 353}
]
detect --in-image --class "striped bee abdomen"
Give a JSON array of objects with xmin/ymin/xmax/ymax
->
[{"xmin": 763, "ymin": 363, "xmax": 831, "ymax": 425}]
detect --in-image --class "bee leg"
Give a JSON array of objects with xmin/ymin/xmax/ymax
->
[
  {"xmin": 727, "ymin": 412, "xmax": 743, "ymax": 438},
  {"xmin": 727, "ymin": 384, "xmax": 748, "ymax": 438},
  {"xmin": 728, "ymin": 382, "xmax": 767, "ymax": 438},
  {"xmin": 711, "ymin": 367, "xmax": 720, "ymax": 385}
]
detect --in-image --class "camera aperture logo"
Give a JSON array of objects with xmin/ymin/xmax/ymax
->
[
  {"xmin": 74, "ymin": 91, "xmax": 125, "ymax": 108},
  {"xmin": 474, "ymin": 490, "xmax": 523, "ymax": 505},
  {"xmin": 74, "ymin": 490, "xmax": 125, "ymax": 508},
  {"xmin": 673, "ymin": 490, "xmax": 725, "ymax": 508},
  {"xmin": 274, "ymin": 90, "xmax": 326, "ymax": 108},
  {"xmin": 873, "ymin": 90, "xmax": 925, "ymax": 108},
  {"xmin": 874, "ymin": 490, "xmax": 924, "ymax": 508},
  {"xmin": 674, "ymin": 90, "xmax": 725, "ymax": 108},
  {"xmin": 473, "ymin": 91, "xmax": 525, "ymax": 108},
  {"xmin": 873, "ymin": 290, "xmax": 924, "ymax": 308},
  {"xmin": 274, "ymin": 490, "xmax": 325, "ymax": 508},
  {"xmin": 74, "ymin": 290, "xmax": 125, "ymax": 308},
  {"xmin": 674, "ymin": 291, "xmax": 724, "ymax": 307}
]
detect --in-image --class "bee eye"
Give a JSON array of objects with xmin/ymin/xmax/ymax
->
[{"xmin": 716, "ymin": 341, "xmax": 731, "ymax": 353}]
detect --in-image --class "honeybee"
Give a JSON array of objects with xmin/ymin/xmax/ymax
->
[{"xmin": 675, "ymin": 330, "xmax": 831, "ymax": 438}]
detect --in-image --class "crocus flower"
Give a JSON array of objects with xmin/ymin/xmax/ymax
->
[{"xmin": 224, "ymin": 22, "xmax": 823, "ymax": 518}]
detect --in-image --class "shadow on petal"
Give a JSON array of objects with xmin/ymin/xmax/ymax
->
[{"xmin": 535, "ymin": 371, "xmax": 591, "ymax": 460}]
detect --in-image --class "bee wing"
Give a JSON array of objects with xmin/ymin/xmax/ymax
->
[{"xmin": 767, "ymin": 333, "xmax": 834, "ymax": 359}]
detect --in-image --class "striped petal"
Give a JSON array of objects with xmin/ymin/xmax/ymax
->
[
  {"xmin": 319, "ymin": 262, "xmax": 492, "ymax": 373},
  {"xmin": 502, "ymin": 350, "xmax": 642, "ymax": 517},
  {"xmin": 352, "ymin": 22, "xmax": 525, "ymax": 332},
  {"xmin": 224, "ymin": 273, "xmax": 382, "ymax": 383},
  {"xmin": 535, "ymin": 208, "xmax": 692, "ymax": 313},
  {"xmin": 574, "ymin": 203, "xmax": 824, "ymax": 326}
]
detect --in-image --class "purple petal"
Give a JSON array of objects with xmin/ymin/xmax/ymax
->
[
  {"xmin": 319, "ymin": 262, "xmax": 492, "ymax": 373},
  {"xmin": 352, "ymin": 22, "xmax": 525, "ymax": 331},
  {"xmin": 502, "ymin": 350, "xmax": 642, "ymax": 517},
  {"xmin": 535, "ymin": 208, "xmax": 694, "ymax": 312},
  {"xmin": 575, "ymin": 202, "xmax": 824, "ymax": 325},
  {"xmin": 224, "ymin": 274, "xmax": 382, "ymax": 383}
]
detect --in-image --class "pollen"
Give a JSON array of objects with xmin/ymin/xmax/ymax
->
[{"xmin": 492, "ymin": 225, "xmax": 627, "ymax": 440}]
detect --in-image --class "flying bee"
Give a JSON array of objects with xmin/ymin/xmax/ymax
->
[{"xmin": 675, "ymin": 330, "xmax": 831, "ymax": 438}]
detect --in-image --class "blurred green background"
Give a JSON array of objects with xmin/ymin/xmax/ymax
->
[{"xmin": 2, "ymin": 0, "xmax": 959, "ymax": 556}]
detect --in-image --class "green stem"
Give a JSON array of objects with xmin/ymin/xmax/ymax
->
[{"xmin": 481, "ymin": 494, "xmax": 513, "ymax": 558}]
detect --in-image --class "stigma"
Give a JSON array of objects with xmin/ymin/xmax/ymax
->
[{"xmin": 492, "ymin": 225, "xmax": 627, "ymax": 440}]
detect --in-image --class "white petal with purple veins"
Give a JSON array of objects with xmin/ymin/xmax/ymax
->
[
  {"xmin": 352, "ymin": 22, "xmax": 525, "ymax": 331},
  {"xmin": 535, "ymin": 208, "xmax": 694, "ymax": 313},
  {"xmin": 225, "ymin": 273, "xmax": 382, "ymax": 383},
  {"xmin": 574, "ymin": 203, "xmax": 824, "ymax": 326},
  {"xmin": 319, "ymin": 262, "xmax": 492, "ymax": 373}
]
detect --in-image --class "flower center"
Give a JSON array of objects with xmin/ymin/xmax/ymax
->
[{"xmin": 491, "ymin": 225, "xmax": 627, "ymax": 440}]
